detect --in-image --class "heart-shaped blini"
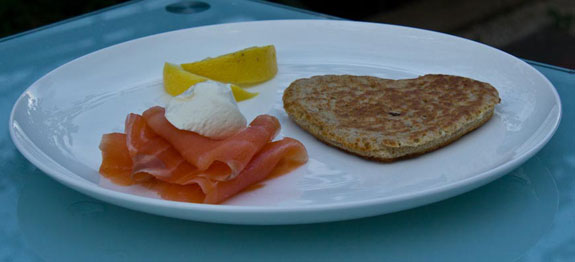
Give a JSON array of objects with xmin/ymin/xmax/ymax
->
[{"xmin": 282, "ymin": 74, "xmax": 501, "ymax": 162}]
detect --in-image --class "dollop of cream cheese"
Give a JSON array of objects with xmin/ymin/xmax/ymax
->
[{"xmin": 165, "ymin": 80, "xmax": 247, "ymax": 139}]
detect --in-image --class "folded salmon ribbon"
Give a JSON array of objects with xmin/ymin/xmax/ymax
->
[{"xmin": 99, "ymin": 106, "xmax": 308, "ymax": 204}]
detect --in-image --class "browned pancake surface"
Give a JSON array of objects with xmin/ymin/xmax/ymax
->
[{"xmin": 283, "ymin": 74, "xmax": 500, "ymax": 161}]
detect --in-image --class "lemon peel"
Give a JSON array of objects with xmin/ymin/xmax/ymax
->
[
  {"xmin": 181, "ymin": 45, "xmax": 277, "ymax": 85},
  {"xmin": 163, "ymin": 62, "xmax": 257, "ymax": 102}
]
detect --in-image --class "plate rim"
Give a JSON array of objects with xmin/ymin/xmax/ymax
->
[{"xmin": 8, "ymin": 19, "xmax": 563, "ymax": 223}]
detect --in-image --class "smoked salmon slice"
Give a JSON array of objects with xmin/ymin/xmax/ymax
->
[
  {"xmin": 125, "ymin": 113, "xmax": 219, "ymax": 192},
  {"xmin": 98, "ymin": 108, "xmax": 308, "ymax": 204},
  {"xmin": 99, "ymin": 132, "xmax": 307, "ymax": 204},
  {"xmin": 99, "ymin": 133, "xmax": 136, "ymax": 186},
  {"xmin": 203, "ymin": 137, "xmax": 308, "ymax": 204},
  {"xmin": 99, "ymin": 132, "xmax": 205, "ymax": 203},
  {"xmin": 142, "ymin": 106, "xmax": 280, "ymax": 180}
]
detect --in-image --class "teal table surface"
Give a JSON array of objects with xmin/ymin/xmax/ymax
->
[{"xmin": 1, "ymin": 0, "xmax": 574, "ymax": 261}]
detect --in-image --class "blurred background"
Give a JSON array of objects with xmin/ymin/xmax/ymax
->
[{"xmin": 1, "ymin": 0, "xmax": 574, "ymax": 68}]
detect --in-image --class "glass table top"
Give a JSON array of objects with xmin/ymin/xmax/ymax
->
[{"xmin": 1, "ymin": 0, "xmax": 573, "ymax": 261}]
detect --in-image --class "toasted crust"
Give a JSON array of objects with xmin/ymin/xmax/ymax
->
[{"xmin": 282, "ymin": 74, "xmax": 500, "ymax": 161}]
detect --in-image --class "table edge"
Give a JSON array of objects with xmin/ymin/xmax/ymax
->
[{"xmin": 0, "ymin": 0, "xmax": 142, "ymax": 43}]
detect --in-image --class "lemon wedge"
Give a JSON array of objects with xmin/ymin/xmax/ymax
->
[
  {"xmin": 181, "ymin": 45, "xmax": 278, "ymax": 85},
  {"xmin": 163, "ymin": 62, "xmax": 258, "ymax": 102},
  {"xmin": 230, "ymin": 85, "xmax": 258, "ymax": 101},
  {"xmin": 163, "ymin": 62, "xmax": 206, "ymax": 96}
]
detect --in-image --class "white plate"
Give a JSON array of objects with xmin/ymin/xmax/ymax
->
[{"xmin": 10, "ymin": 20, "xmax": 561, "ymax": 225}]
